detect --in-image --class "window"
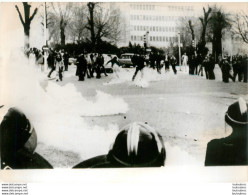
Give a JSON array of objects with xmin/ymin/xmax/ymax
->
[
  {"xmin": 143, "ymin": 5, "xmax": 146, "ymax": 10},
  {"xmin": 159, "ymin": 27, "xmax": 162, "ymax": 31},
  {"xmin": 169, "ymin": 27, "xmax": 171, "ymax": 32},
  {"xmin": 134, "ymin": 36, "xmax": 136, "ymax": 41},
  {"xmin": 163, "ymin": 37, "xmax": 165, "ymax": 42},
  {"xmin": 150, "ymin": 37, "xmax": 152, "ymax": 41},
  {"xmin": 166, "ymin": 37, "xmax": 168, "ymax": 42},
  {"xmin": 137, "ymin": 26, "xmax": 139, "ymax": 31},
  {"xmin": 150, "ymin": 26, "xmax": 153, "ymax": 31},
  {"xmin": 172, "ymin": 27, "xmax": 174, "ymax": 32},
  {"xmin": 156, "ymin": 37, "xmax": 158, "ymax": 41},
  {"xmin": 131, "ymin": 35, "xmax": 133, "ymax": 41},
  {"xmin": 156, "ymin": 26, "xmax": 158, "ymax": 31},
  {"xmin": 166, "ymin": 27, "xmax": 168, "ymax": 32},
  {"xmin": 159, "ymin": 37, "xmax": 162, "ymax": 41},
  {"xmin": 153, "ymin": 26, "xmax": 155, "ymax": 31},
  {"xmin": 153, "ymin": 36, "xmax": 155, "ymax": 41}
]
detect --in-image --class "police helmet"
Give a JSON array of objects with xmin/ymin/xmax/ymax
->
[
  {"xmin": 225, "ymin": 98, "xmax": 248, "ymax": 128},
  {"xmin": 0, "ymin": 108, "xmax": 37, "ymax": 154},
  {"xmin": 108, "ymin": 122, "xmax": 166, "ymax": 167}
]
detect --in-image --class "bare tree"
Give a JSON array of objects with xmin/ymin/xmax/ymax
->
[
  {"xmin": 15, "ymin": 2, "xmax": 38, "ymax": 49},
  {"xmin": 49, "ymin": 2, "xmax": 73, "ymax": 47},
  {"xmin": 233, "ymin": 11, "xmax": 248, "ymax": 44},
  {"xmin": 68, "ymin": 3, "xmax": 88, "ymax": 43},
  {"xmin": 199, "ymin": 6, "xmax": 212, "ymax": 53},
  {"xmin": 86, "ymin": 2, "xmax": 121, "ymax": 51}
]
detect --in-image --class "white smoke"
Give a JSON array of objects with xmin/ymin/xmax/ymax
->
[
  {"xmin": 0, "ymin": 48, "xmax": 129, "ymax": 161},
  {"xmin": 104, "ymin": 67, "xmax": 178, "ymax": 88}
]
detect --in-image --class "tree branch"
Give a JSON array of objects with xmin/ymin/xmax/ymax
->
[
  {"xmin": 29, "ymin": 8, "xmax": 38, "ymax": 22},
  {"xmin": 15, "ymin": 5, "xmax": 25, "ymax": 26}
]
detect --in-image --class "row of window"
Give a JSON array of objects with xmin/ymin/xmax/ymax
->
[
  {"xmin": 130, "ymin": 4, "xmax": 194, "ymax": 12},
  {"xmin": 168, "ymin": 5, "xmax": 194, "ymax": 12},
  {"xmin": 131, "ymin": 35, "xmax": 178, "ymax": 42},
  {"xmin": 132, "ymin": 25, "xmax": 178, "ymax": 33},
  {"xmin": 130, "ymin": 15, "xmax": 180, "ymax": 22},
  {"xmin": 130, "ymin": 4, "xmax": 155, "ymax": 10}
]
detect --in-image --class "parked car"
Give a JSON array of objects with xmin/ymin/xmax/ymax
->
[{"xmin": 119, "ymin": 53, "xmax": 135, "ymax": 68}]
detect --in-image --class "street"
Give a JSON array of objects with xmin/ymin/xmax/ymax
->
[{"xmin": 37, "ymin": 64, "xmax": 248, "ymax": 168}]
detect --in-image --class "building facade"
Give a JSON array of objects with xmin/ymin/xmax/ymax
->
[{"xmin": 118, "ymin": 3, "xmax": 197, "ymax": 48}]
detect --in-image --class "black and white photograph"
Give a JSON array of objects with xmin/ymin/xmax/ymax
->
[{"xmin": 0, "ymin": 1, "xmax": 247, "ymax": 193}]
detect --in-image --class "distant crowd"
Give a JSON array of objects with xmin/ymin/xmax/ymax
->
[{"xmin": 27, "ymin": 47, "xmax": 248, "ymax": 84}]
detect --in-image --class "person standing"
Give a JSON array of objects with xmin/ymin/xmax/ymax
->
[
  {"xmin": 170, "ymin": 55, "xmax": 177, "ymax": 75},
  {"xmin": 182, "ymin": 53, "xmax": 188, "ymax": 72},
  {"xmin": 63, "ymin": 52, "xmax": 69, "ymax": 71},
  {"xmin": 208, "ymin": 54, "xmax": 215, "ymax": 80},
  {"xmin": 96, "ymin": 53, "xmax": 107, "ymax": 79},
  {"xmin": 76, "ymin": 54, "xmax": 87, "ymax": 81},
  {"xmin": 164, "ymin": 53, "xmax": 170, "ymax": 71},
  {"xmin": 242, "ymin": 54, "xmax": 248, "ymax": 83},
  {"xmin": 55, "ymin": 52, "xmax": 64, "ymax": 81},
  {"xmin": 220, "ymin": 56, "xmax": 234, "ymax": 83},
  {"xmin": 47, "ymin": 49, "xmax": 56, "ymax": 78}
]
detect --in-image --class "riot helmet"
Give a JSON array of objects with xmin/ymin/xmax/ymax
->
[{"xmin": 108, "ymin": 122, "xmax": 166, "ymax": 167}]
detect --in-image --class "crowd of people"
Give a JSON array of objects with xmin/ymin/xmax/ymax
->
[
  {"xmin": 28, "ymin": 46, "xmax": 247, "ymax": 84},
  {"xmin": 1, "ymin": 97, "xmax": 247, "ymax": 169}
]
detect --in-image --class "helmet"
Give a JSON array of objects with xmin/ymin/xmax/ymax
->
[
  {"xmin": 0, "ymin": 108, "xmax": 37, "ymax": 154},
  {"xmin": 108, "ymin": 122, "xmax": 166, "ymax": 167},
  {"xmin": 225, "ymin": 98, "xmax": 248, "ymax": 128}
]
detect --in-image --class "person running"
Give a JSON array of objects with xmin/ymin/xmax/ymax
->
[
  {"xmin": 132, "ymin": 54, "xmax": 145, "ymax": 81},
  {"xmin": 106, "ymin": 56, "xmax": 120, "ymax": 78}
]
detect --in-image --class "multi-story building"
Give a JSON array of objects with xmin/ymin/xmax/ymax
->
[{"xmin": 118, "ymin": 3, "xmax": 198, "ymax": 48}]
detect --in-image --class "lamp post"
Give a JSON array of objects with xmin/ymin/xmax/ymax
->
[
  {"xmin": 178, "ymin": 32, "xmax": 181, "ymax": 71},
  {"xmin": 43, "ymin": 2, "xmax": 48, "ymax": 72}
]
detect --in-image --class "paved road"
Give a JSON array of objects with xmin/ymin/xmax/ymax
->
[{"xmin": 39, "ymin": 65, "xmax": 247, "ymax": 167}]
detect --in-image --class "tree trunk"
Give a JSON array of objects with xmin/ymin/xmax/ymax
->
[
  {"xmin": 87, "ymin": 3, "xmax": 96, "ymax": 51},
  {"xmin": 216, "ymin": 32, "xmax": 222, "ymax": 57},
  {"xmin": 60, "ymin": 18, "xmax": 66, "ymax": 47}
]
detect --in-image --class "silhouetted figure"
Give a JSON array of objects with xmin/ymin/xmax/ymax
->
[
  {"xmin": 73, "ymin": 122, "xmax": 166, "ymax": 168},
  {"xmin": 0, "ymin": 107, "xmax": 53, "ymax": 169},
  {"xmin": 205, "ymin": 98, "xmax": 248, "ymax": 166}
]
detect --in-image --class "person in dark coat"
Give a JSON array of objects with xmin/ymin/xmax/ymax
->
[
  {"xmin": 73, "ymin": 122, "xmax": 166, "ymax": 168},
  {"xmin": 95, "ymin": 53, "xmax": 108, "ymax": 79},
  {"xmin": 164, "ymin": 53, "xmax": 170, "ymax": 71},
  {"xmin": 132, "ymin": 54, "xmax": 145, "ymax": 81},
  {"xmin": 205, "ymin": 98, "xmax": 248, "ymax": 166},
  {"xmin": 47, "ymin": 49, "xmax": 56, "ymax": 78},
  {"xmin": 202, "ymin": 56, "xmax": 210, "ymax": 79},
  {"xmin": 208, "ymin": 54, "xmax": 215, "ymax": 80},
  {"xmin": 149, "ymin": 52, "xmax": 156, "ymax": 69},
  {"xmin": 220, "ymin": 57, "xmax": 235, "ymax": 83},
  {"xmin": 0, "ymin": 107, "xmax": 53, "ymax": 169},
  {"xmin": 170, "ymin": 55, "xmax": 177, "ymax": 75},
  {"xmin": 63, "ymin": 52, "xmax": 69, "ymax": 71},
  {"xmin": 76, "ymin": 54, "xmax": 87, "ymax": 81},
  {"xmin": 242, "ymin": 54, "xmax": 248, "ymax": 83}
]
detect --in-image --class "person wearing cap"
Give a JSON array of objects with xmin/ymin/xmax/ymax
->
[
  {"xmin": 73, "ymin": 122, "xmax": 166, "ymax": 168},
  {"xmin": 205, "ymin": 98, "xmax": 248, "ymax": 166},
  {"xmin": 0, "ymin": 107, "xmax": 53, "ymax": 169}
]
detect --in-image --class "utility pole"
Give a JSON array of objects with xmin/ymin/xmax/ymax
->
[
  {"xmin": 43, "ymin": 2, "xmax": 48, "ymax": 72},
  {"xmin": 178, "ymin": 32, "xmax": 181, "ymax": 71}
]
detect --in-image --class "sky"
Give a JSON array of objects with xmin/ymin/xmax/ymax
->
[{"xmin": 0, "ymin": 2, "xmax": 247, "ymax": 50}]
